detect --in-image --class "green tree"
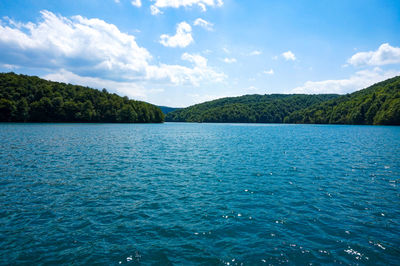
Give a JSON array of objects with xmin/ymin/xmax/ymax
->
[
  {"xmin": 30, "ymin": 97, "xmax": 53, "ymax": 121},
  {"xmin": 0, "ymin": 73, "xmax": 165, "ymax": 123},
  {"xmin": 118, "ymin": 104, "xmax": 138, "ymax": 122},
  {"xmin": 0, "ymin": 98, "xmax": 16, "ymax": 121},
  {"xmin": 80, "ymin": 100, "xmax": 95, "ymax": 121},
  {"xmin": 15, "ymin": 98, "xmax": 29, "ymax": 122}
]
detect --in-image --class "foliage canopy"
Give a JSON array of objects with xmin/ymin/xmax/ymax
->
[
  {"xmin": 167, "ymin": 76, "xmax": 400, "ymax": 125},
  {"xmin": 285, "ymin": 76, "xmax": 400, "ymax": 125},
  {"xmin": 166, "ymin": 94, "xmax": 339, "ymax": 123},
  {"xmin": 0, "ymin": 73, "xmax": 164, "ymax": 123}
]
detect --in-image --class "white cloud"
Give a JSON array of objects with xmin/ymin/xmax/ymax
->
[
  {"xmin": 181, "ymin": 52, "xmax": 207, "ymax": 68},
  {"xmin": 1, "ymin": 64, "xmax": 19, "ymax": 70},
  {"xmin": 193, "ymin": 18, "xmax": 213, "ymax": 31},
  {"xmin": 115, "ymin": 0, "xmax": 120, "ymax": 3},
  {"xmin": 150, "ymin": 0, "xmax": 223, "ymax": 14},
  {"xmin": 0, "ymin": 10, "xmax": 151, "ymax": 80},
  {"xmin": 0, "ymin": 11, "xmax": 224, "ymax": 92},
  {"xmin": 223, "ymin": 57, "xmax": 237, "ymax": 63},
  {"xmin": 44, "ymin": 69, "xmax": 147, "ymax": 99},
  {"xmin": 348, "ymin": 43, "xmax": 400, "ymax": 66},
  {"xmin": 131, "ymin": 0, "xmax": 142, "ymax": 7},
  {"xmin": 263, "ymin": 69, "xmax": 274, "ymax": 75},
  {"xmin": 289, "ymin": 68, "xmax": 400, "ymax": 94},
  {"xmin": 150, "ymin": 5, "xmax": 163, "ymax": 15},
  {"xmin": 222, "ymin": 47, "xmax": 230, "ymax": 54},
  {"xmin": 146, "ymin": 52, "xmax": 225, "ymax": 86},
  {"xmin": 249, "ymin": 50, "xmax": 262, "ymax": 56},
  {"xmin": 282, "ymin": 51, "xmax": 296, "ymax": 61},
  {"xmin": 160, "ymin": 22, "xmax": 193, "ymax": 48}
]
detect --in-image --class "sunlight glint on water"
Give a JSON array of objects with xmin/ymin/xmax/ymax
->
[{"xmin": 0, "ymin": 123, "xmax": 399, "ymax": 264}]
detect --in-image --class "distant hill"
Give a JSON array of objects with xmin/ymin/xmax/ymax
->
[
  {"xmin": 158, "ymin": 106, "xmax": 181, "ymax": 114},
  {"xmin": 284, "ymin": 76, "xmax": 400, "ymax": 125},
  {"xmin": 166, "ymin": 77, "xmax": 400, "ymax": 125},
  {"xmin": 166, "ymin": 94, "xmax": 339, "ymax": 123},
  {"xmin": 0, "ymin": 72, "xmax": 164, "ymax": 123}
]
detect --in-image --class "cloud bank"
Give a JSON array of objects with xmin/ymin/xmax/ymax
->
[
  {"xmin": 290, "ymin": 68, "xmax": 400, "ymax": 94},
  {"xmin": 348, "ymin": 43, "xmax": 400, "ymax": 66},
  {"xmin": 0, "ymin": 11, "xmax": 224, "ymax": 99}
]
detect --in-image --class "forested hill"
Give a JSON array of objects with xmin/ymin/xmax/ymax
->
[
  {"xmin": 158, "ymin": 106, "xmax": 181, "ymax": 114},
  {"xmin": 166, "ymin": 94, "xmax": 339, "ymax": 123},
  {"xmin": 166, "ymin": 76, "xmax": 400, "ymax": 125},
  {"xmin": 0, "ymin": 72, "xmax": 164, "ymax": 123},
  {"xmin": 284, "ymin": 76, "xmax": 400, "ymax": 125}
]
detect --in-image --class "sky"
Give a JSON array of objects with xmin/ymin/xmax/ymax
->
[{"xmin": 0, "ymin": 0, "xmax": 400, "ymax": 107}]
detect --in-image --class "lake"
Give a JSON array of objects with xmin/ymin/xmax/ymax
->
[{"xmin": 0, "ymin": 123, "xmax": 399, "ymax": 265}]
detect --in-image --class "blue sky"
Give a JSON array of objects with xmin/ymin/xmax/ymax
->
[{"xmin": 1, "ymin": 0, "xmax": 400, "ymax": 107}]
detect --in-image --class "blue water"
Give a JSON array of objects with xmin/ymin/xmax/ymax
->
[{"xmin": 0, "ymin": 123, "xmax": 399, "ymax": 265}]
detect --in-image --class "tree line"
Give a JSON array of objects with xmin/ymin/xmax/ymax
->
[
  {"xmin": 166, "ymin": 76, "xmax": 400, "ymax": 125},
  {"xmin": 0, "ymin": 73, "xmax": 164, "ymax": 123},
  {"xmin": 166, "ymin": 94, "xmax": 339, "ymax": 123},
  {"xmin": 284, "ymin": 76, "xmax": 400, "ymax": 125}
]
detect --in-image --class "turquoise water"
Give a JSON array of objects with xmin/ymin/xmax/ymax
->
[{"xmin": 0, "ymin": 123, "xmax": 399, "ymax": 265}]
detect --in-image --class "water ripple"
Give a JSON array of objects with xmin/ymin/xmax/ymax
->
[{"xmin": 0, "ymin": 123, "xmax": 399, "ymax": 264}]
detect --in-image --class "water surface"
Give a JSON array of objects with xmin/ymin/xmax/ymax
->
[{"xmin": 0, "ymin": 123, "xmax": 399, "ymax": 264}]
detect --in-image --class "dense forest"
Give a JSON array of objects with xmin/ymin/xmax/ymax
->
[
  {"xmin": 167, "ymin": 76, "xmax": 400, "ymax": 125},
  {"xmin": 284, "ymin": 76, "xmax": 400, "ymax": 125},
  {"xmin": 158, "ymin": 106, "xmax": 181, "ymax": 114},
  {"xmin": 0, "ymin": 73, "xmax": 164, "ymax": 123},
  {"xmin": 166, "ymin": 94, "xmax": 339, "ymax": 123},
  {"xmin": 2, "ymin": 72, "xmax": 399, "ymax": 125}
]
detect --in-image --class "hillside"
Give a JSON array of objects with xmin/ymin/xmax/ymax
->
[
  {"xmin": 158, "ymin": 106, "xmax": 181, "ymax": 114},
  {"xmin": 0, "ymin": 72, "xmax": 164, "ymax": 123},
  {"xmin": 166, "ymin": 94, "xmax": 339, "ymax": 123},
  {"xmin": 285, "ymin": 76, "xmax": 400, "ymax": 125},
  {"xmin": 166, "ymin": 77, "xmax": 400, "ymax": 125}
]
